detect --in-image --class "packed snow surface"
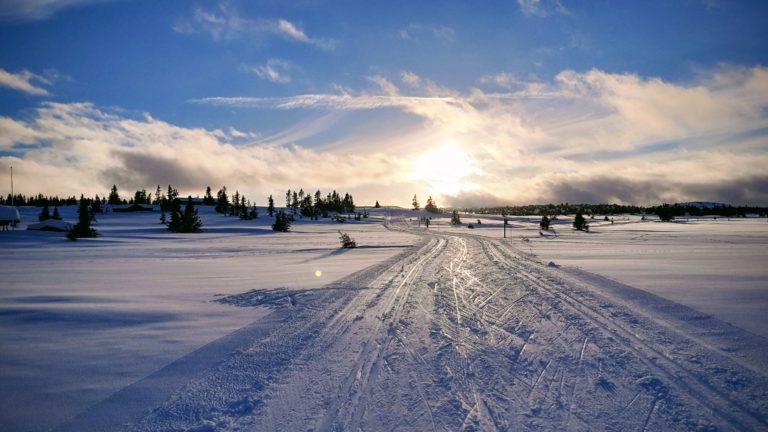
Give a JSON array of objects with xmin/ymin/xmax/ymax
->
[{"xmin": 1, "ymin": 207, "xmax": 767, "ymax": 431}]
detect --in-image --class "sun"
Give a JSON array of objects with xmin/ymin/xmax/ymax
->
[{"xmin": 412, "ymin": 141, "xmax": 478, "ymax": 195}]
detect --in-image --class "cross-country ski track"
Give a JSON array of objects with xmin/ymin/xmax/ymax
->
[{"xmin": 57, "ymin": 217, "xmax": 768, "ymax": 431}]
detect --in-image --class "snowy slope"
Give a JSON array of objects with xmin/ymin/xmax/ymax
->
[{"xmin": 52, "ymin": 215, "xmax": 768, "ymax": 431}]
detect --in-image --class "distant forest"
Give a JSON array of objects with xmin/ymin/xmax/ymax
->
[
  {"xmin": 462, "ymin": 203, "xmax": 768, "ymax": 218},
  {"xmin": 2, "ymin": 188, "xmax": 767, "ymax": 219}
]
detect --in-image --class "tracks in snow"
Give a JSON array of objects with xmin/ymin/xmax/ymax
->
[{"xmin": 116, "ymin": 220, "xmax": 768, "ymax": 432}]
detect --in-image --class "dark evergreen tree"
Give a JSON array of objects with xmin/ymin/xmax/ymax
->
[
  {"xmin": 272, "ymin": 210, "xmax": 292, "ymax": 232},
  {"xmin": 133, "ymin": 189, "xmax": 149, "ymax": 204},
  {"xmin": 153, "ymin": 184, "xmax": 163, "ymax": 205},
  {"xmin": 425, "ymin": 196, "xmax": 438, "ymax": 213},
  {"xmin": 451, "ymin": 210, "xmax": 462, "ymax": 225},
  {"xmin": 267, "ymin": 194, "xmax": 275, "ymax": 217},
  {"xmin": 38, "ymin": 205, "xmax": 51, "ymax": 221},
  {"xmin": 167, "ymin": 197, "xmax": 203, "ymax": 233},
  {"xmin": 108, "ymin": 185, "xmax": 121, "ymax": 205},
  {"xmin": 375, "ymin": 200, "xmax": 381, "ymax": 208},
  {"xmin": 67, "ymin": 195, "xmax": 98, "ymax": 240},
  {"xmin": 573, "ymin": 213, "xmax": 587, "ymax": 231},
  {"xmin": 412, "ymin": 194, "xmax": 419, "ymax": 211},
  {"xmin": 215, "ymin": 186, "xmax": 229, "ymax": 214},
  {"xmin": 540, "ymin": 215, "xmax": 551, "ymax": 230},
  {"xmin": 52, "ymin": 207, "xmax": 62, "ymax": 220},
  {"xmin": 338, "ymin": 230, "xmax": 357, "ymax": 248},
  {"xmin": 203, "ymin": 186, "xmax": 215, "ymax": 205}
]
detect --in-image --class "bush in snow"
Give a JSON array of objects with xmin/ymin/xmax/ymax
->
[
  {"xmin": 338, "ymin": 231, "xmax": 357, "ymax": 248},
  {"xmin": 451, "ymin": 210, "xmax": 462, "ymax": 225},
  {"xmin": 272, "ymin": 210, "xmax": 291, "ymax": 232}
]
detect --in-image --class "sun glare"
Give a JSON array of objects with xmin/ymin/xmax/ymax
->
[{"xmin": 412, "ymin": 141, "xmax": 478, "ymax": 195}]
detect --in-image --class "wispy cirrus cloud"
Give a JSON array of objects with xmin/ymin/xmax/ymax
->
[
  {"xmin": 173, "ymin": 2, "xmax": 335, "ymax": 50},
  {"xmin": 399, "ymin": 23, "xmax": 456, "ymax": 44},
  {"xmin": 241, "ymin": 59, "xmax": 293, "ymax": 84},
  {"xmin": 517, "ymin": 0, "xmax": 568, "ymax": 17},
  {"xmin": 0, "ymin": 0, "xmax": 115, "ymax": 21},
  {"xmin": 0, "ymin": 67, "xmax": 55, "ymax": 95}
]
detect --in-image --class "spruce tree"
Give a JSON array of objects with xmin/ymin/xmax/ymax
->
[
  {"xmin": 375, "ymin": 200, "xmax": 381, "ymax": 208},
  {"xmin": 215, "ymin": 187, "xmax": 229, "ymax": 214},
  {"xmin": 412, "ymin": 194, "xmax": 419, "ymax": 211},
  {"xmin": 203, "ymin": 186, "xmax": 215, "ymax": 205},
  {"xmin": 267, "ymin": 195, "xmax": 275, "ymax": 217},
  {"xmin": 540, "ymin": 215, "xmax": 551, "ymax": 230},
  {"xmin": 52, "ymin": 207, "xmax": 61, "ymax": 220},
  {"xmin": 39, "ymin": 205, "xmax": 51, "ymax": 221},
  {"xmin": 272, "ymin": 210, "xmax": 291, "ymax": 232},
  {"xmin": 573, "ymin": 213, "xmax": 587, "ymax": 231},
  {"xmin": 67, "ymin": 195, "xmax": 98, "ymax": 240},
  {"xmin": 108, "ymin": 185, "xmax": 121, "ymax": 205},
  {"xmin": 168, "ymin": 197, "xmax": 203, "ymax": 233},
  {"xmin": 425, "ymin": 196, "xmax": 438, "ymax": 213},
  {"xmin": 451, "ymin": 210, "xmax": 462, "ymax": 225}
]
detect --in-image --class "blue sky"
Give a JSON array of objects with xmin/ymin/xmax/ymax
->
[{"xmin": 1, "ymin": 0, "xmax": 767, "ymax": 206}]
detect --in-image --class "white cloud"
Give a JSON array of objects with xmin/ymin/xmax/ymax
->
[
  {"xmin": 191, "ymin": 65, "xmax": 768, "ymax": 205},
  {"xmin": 517, "ymin": 0, "xmax": 568, "ymax": 17},
  {"xmin": 0, "ymin": 68, "xmax": 53, "ymax": 95},
  {"xmin": 400, "ymin": 71, "xmax": 422, "ymax": 87},
  {"xmin": 4, "ymin": 66, "xmax": 768, "ymax": 206},
  {"xmin": 0, "ymin": 102, "xmax": 408, "ymax": 201},
  {"xmin": 399, "ymin": 23, "xmax": 455, "ymax": 44},
  {"xmin": 174, "ymin": 3, "xmax": 335, "ymax": 50},
  {"xmin": 242, "ymin": 59, "xmax": 292, "ymax": 84},
  {"xmin": 0, "ymin": 0, "xmax": 114, "ymax": 21}
]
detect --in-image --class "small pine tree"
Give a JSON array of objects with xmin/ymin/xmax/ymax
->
[
  {"xmin": 425, "ymin": 196, "xmax": 438, "ymax": 213},
  {"xmin": 39, "ymin": 205, "xmax": 51, "ymax": 221},
  {"xmin": 573, "ymin": 213, "xmax": 587, "ymax": 231},
  {"xmin": 67, "ymin": 195, "xmax": 98, "ymax": 240},
  {"xmin": 267, "ymin": 195, "xmax": 275, "ymax": 217},
  {"xmin": 215, "ymin": 187, "xmax": 229, "ymax": 214},
  {"xmin": 412, "ymin": 194, "xmax": 419, "ymax": 211},
  {"xmin": 51, "ymin": 207, "xmax": 61, "ymax": 220},
  {"xmin": 168, "ymin": 197, "xmax": 203, "ymax": 233},
  {"xmin": 108, "ymin": 185, "xmax": 121, "ymax": 205},
  {"xmin": 375, "ymin": 200, "xmax": 381, "ymax": 208},
  {"xmin": 338, "ymin": 230, "xmax": 357, "ymax": 248},
  {"xmin": 451, "ymin": 210, "xmax": 461, "ymax": 225},
  {"xmin": 203, "ymin": 186, "xmax": 215, "ymax": 205},
  {"xmin": 540, "ymin": 215, "xmax": 551, "ymax": 230},
  {"xmin": 272, "ymin": 210, "xmax": 291, "ymax": 232}
]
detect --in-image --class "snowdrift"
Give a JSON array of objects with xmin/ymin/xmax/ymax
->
[
  {"xmin": 27, "ymin": 220, "xmax": 73, "ymax": 232},
  {"xmin": 0, "ymin": 205, "xmax": 21, "ymax": 222}
]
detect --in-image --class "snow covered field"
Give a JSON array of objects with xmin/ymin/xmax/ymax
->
[
  {"xmin": 0, "ymin": 206, "xmax": 417, "ymax": 432},
  {"xmin": 1, "ymin": 207, "xmax": 767, "ymax": 431}
]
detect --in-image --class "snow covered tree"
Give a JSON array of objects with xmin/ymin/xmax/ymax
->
[
  {"xmin": 425, "ymin": 196, "xmax": 438, "ymax": 213},
  {"xmin": 412, "ymin": 194, "xmax": 419, "ymax": 211},
  {"xmin": 573, "ymin": 213, "xmax": 587, "ymax": 231},
  {"xmin": 38, "ymin": 205, "xmax": 51, "ymax": 221},
  {"xmin": 272, "ymin": 210, "xmax": 291, "ymax": 232},
  {"xmin": 540, "ymin": 215, "xmax": 551, "ymax": 230},
  {"xmin": 267, "ymin": 194, "xmax": 275, "ymax": 217},
  {"xmin": 67, "ymin": 195, "xmax": 98, "ymax": 240}
]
